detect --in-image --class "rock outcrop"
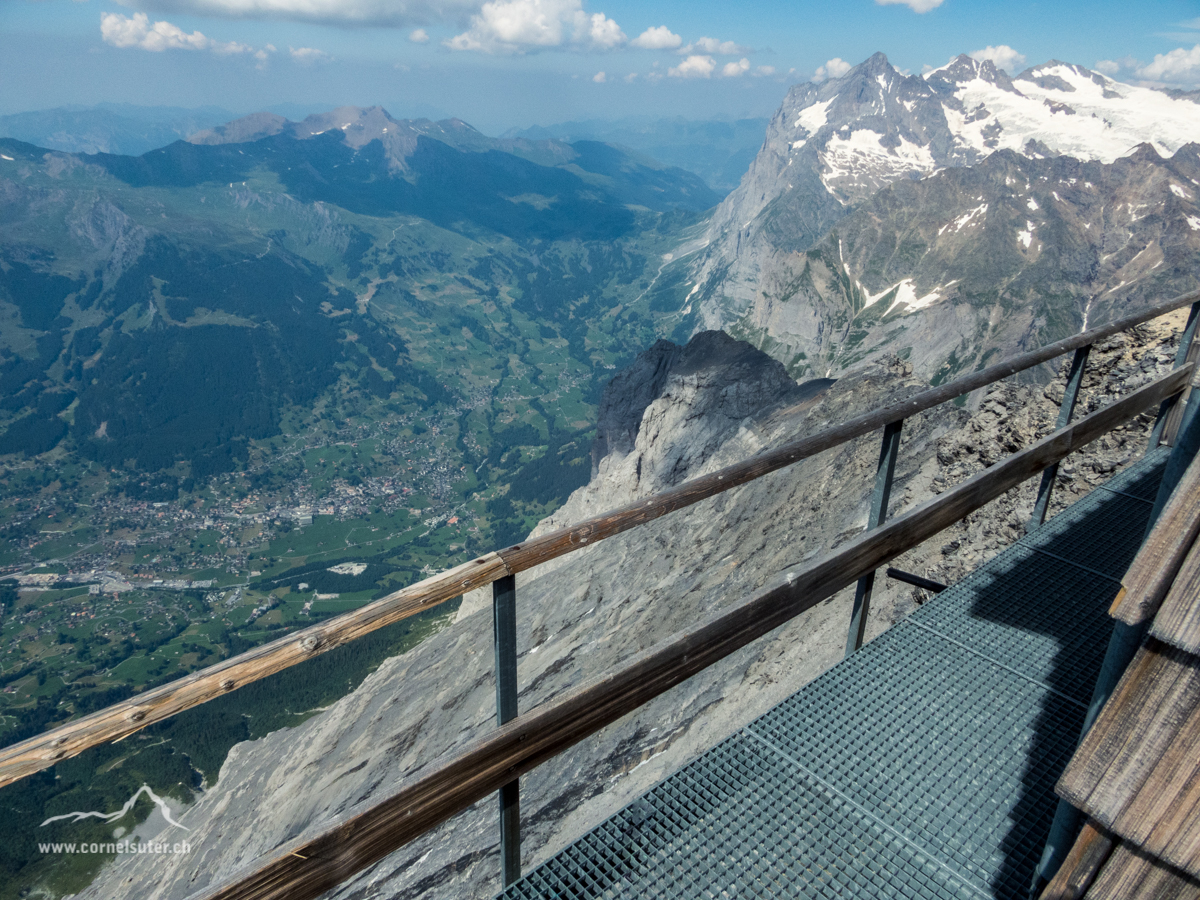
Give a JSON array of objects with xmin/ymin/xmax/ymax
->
[{"xmin": 83, "ymin": 321, "xmax": 1186, "ymax": 900}]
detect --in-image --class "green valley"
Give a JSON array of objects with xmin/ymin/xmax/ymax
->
[{"xmin": 0, "ymin": 109, "xmax": 714, "ymax": 895}]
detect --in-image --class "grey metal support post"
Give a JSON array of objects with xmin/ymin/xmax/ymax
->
[
  {"xmin": 845, "ymin": 419, "xmax": 903, "ymax": 657},
  {"xmin": 492, "ymin": 574, "xmax": 520, "ymax": 887},
  {"xmin": 1028, "ymin": 345, "xmax": 1091, "ymax": 532},
  {"xmin": 1148, "ymin": 299, "xmax": 1200, "ymax": 449}
]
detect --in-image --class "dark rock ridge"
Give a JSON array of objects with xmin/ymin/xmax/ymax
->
[
  {"xmin": 590, "ymin": 330, "xmax": 807, "ymax": 476},
  {"xmin": 82, "ymin": 325, "xmax": 1185, "ymax": 900}
]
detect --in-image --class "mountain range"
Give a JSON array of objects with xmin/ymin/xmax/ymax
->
[
  {"xmin": 0, "ymin": 105, "xmax": 716, "ymax": 477},
  {"xmin": 680, "ymin": 53, "xmax": 1200, "ymax": 380}
]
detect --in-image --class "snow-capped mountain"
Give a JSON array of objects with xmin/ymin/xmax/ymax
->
[{"xmin": 682, "ymin": 52, "xmax": 1200, "ymax": 380}]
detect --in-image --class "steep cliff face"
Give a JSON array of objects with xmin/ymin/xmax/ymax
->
[{"xmin": 83, "ymin": 323, "xmax": 1184, "ymax": 900}]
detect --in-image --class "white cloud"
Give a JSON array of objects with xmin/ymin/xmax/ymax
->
[
  {"xmin": 1137, "ymin": 44, "xmax": 1200, "ymax": 84},
  {"xmin": 722, "ymin": 57, "xmax": 750, "ymax": 77},
  {"xmin": 624, "ymin": 71, "xmax": 637, "ymax": 82},
  {"xmin": 679, "ymin": 36, "xmax": 749, "ymax": 56},
  {"xmin": 630, "ymin": 25, "xmax": 681, "ymax": 50},
  {"xmin": 289, "ymin": 46, "xmax": 330, "ymax": 63},
  {"xmin": 1095, "ymin": 59, "xmax": 1121, "ymax": 75},
  {"xmin": 446, "ymin": 0, "xmax": 625, "ymax": 53},
  {"xmin": 813, "ymin": 57, "xmax": 851, "ymax": 81},
  {"xmin": 587, "ymin": 12, "xmax": 624, "ymax": 49},
  {"xmin": 100, "ymin": 12, "xmax": 256, "ymax": 55},
  {"xmin": 875, "ymin": 0, "xmax": 945, "ymax": 11},
  {"xmin": 592, "ymin": 70, "xmax": 605, "ymax": 82},
  {"xmin": 755, "ymin": 64, "xmax": 775, "ymax": 77},
  {"xmin": 409, "ymin": 28, "xmax": 429, "ymax": 42},
  {"xmin": 969, "ymin": 44, "xmax": 1026, "ymax": 72},
  {"xmin": 110, "ymin": 0, "xmax": 481, "ymax": 27},
  {"xmin": 668, "ymin": 54, "xmax": 715, "ymax": 78}
]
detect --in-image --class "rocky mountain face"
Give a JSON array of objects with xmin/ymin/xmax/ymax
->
[
  {"xmin": 730, "ymin": 143, "xmax": 1200, "ymax": 381},
  {"xmin": 83, "ymin": 320, "xmax": 1185, "ymax": 900},
  {"xmin": 682, "ymin": 53, "xmax": 1200, "ymax": 380}
]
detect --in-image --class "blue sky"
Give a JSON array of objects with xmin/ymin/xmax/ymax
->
[{"xmin": 2, "ymin": 0, "xmax": 1200, "ymax": 133}]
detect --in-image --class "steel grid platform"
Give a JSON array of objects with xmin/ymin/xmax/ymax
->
[{"xmin": 497, "ymin": 448, "xmax": 1169, "ymax": 900}]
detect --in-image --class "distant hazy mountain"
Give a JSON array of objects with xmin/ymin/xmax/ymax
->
[
  {"xmin": 679, "ymin": 53, "xmax": 1200, "ymax": 380},
  {"xmin": 503, "ymin": 116, "xmax": 770, "ymax": 196},
  {"xmin": 182, "ymin": 106, "xmax": 720, "ymax": 215},
  {"xmin": 0, "ymin": 103, "xmax": 235, "ymax": 156},
  {"xmin": 0, "ymin": 104, "xmax": 717, "ymax": 474}
]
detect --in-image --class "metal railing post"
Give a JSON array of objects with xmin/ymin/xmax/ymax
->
[
  {"xmin": 1028, "ymin": 345, "xmax": 1091, "ymax": 532},
  {"xmin": 1148, "ymin": 299, "xmax": 1200, "ymax": 449},
  {"xmin": 845, "ymin": 419, "xmax": 903, "ymax": 657},
  {"xmin": 492, "ymin": 574, "xmax": 520, "ymax": 886}
]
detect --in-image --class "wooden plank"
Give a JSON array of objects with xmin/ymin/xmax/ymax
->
[
  {"xmin": 0, "ymin": 553, "xmax": 511, "ymax": 790},
  {"xmin": 1151, "ymin": 535, "xmax": 1200, "ymax": 654},
  {"xmin": 500, "ymin": 299, "xmax": 1199, "ymax": 575},
  {"xmin": 185, "ymin": 366, "xmax": 1188, "ymax": 900},
  {"xmin": 1057, "ymin": 643, "xmax": 1200, "ymax": 850},
  {"xmin": 1039, "ymin": 820, "xmax": 1114, "ymax": 900},
  {"xmin": 1086, "ymin": 841, "xmax": 1200, "ymax": 900},
  {"xmin": 1116, "ymin": 688, "xmax": 1200, "ymax": 878},
  {"xmin": 1111, "ymin": 449, "xmax": 1200, "ymax": 626}
]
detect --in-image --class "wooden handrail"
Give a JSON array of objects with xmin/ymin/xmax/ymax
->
[
  {"xmin": 0, "ymin": 288, "xmax": 1195, "ymax": 790},
  {"xmin": 187, "ymin": 364, "xmax": 1192, "ymax": 900}
]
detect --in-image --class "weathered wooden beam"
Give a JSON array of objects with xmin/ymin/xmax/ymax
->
[
  {"xmin": 1, "ymin": 290, "xmax": 1194, "ymax": 791},
  {"xmin": 185, "ymin": 365, "xmax": 1189, "ymax": 900},
  {"xmin": 0, "ymin": 553, "xmax": 512, "ymax": 790}
]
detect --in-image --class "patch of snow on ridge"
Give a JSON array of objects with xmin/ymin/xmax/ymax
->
[
  {"xmin": 1018, "ymin": 222, "xmax": 1034, "ymax": 248},
  {"xmin": 938, "ymin": 203, "xmax": 988, "ymax": 236},
  {"xmin": 794, "ymin": 98, "xmax": 834, "ymax": 134},
  {"xmin": 1171, "ymin": 183, "xmax": 1193, "ymax": 200},
  {"xmin": 819, "ymin": 129, "xmax": 937, "ymax": 202},
  {"xmin": 942, "ymin": 65, "xmax": 1200, "ymax": 163},
  {"xmin": 883, "ymin": 279, "xmax": 943, "ymax": 316},
  {"xmin": 1187, "ymin": 216, "xmax": 1200, "ymax": 232},
  {"xmin": 861, "ymin": 278, "xmax": 945, "ymax": 314}
]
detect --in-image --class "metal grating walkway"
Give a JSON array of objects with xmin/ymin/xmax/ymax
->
[{"xmin": 498, "ymin": 448, "xmax": 1169, "ymax": 900}]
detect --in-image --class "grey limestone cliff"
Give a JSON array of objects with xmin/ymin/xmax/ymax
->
[{"xmin": 81, "ymin": 322, "xmax": 1184, "ymax": 900}]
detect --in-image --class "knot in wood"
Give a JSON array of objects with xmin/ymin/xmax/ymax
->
[
  {"xmin": 129, "ymin": 710, "xmax": 146, "ymax": 722},
  {"xmin": 300, "ymin": 635, "xmax": 322, "ymax": 653},
  {"xmin": 220, "ymin": 679, "xmax": 236, "ymax": 691}
]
